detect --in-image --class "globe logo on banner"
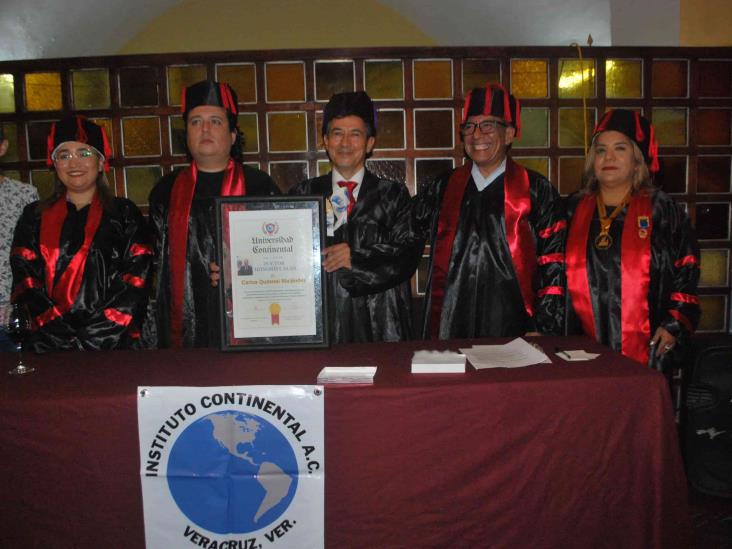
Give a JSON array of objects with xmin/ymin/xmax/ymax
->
[{"xmin": 167, "ymin": 410, "xmax": 299, "ymax": 534}]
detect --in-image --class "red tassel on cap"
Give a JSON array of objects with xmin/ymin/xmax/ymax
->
[
  {"xmin": 482, "ymin": 84, "xmax": 494, "ymax": 117},
  {"xmin": 46, "ymin": 122, "xmax": 57, "ymax": 167},
  {"xmin": 76, "ymin": 116, "xmax": 87, "ymax": 144},
  {"xmin": 100, "ymin": 125, "xmax": 112, "ymax": 172},
  {"xmin": 648, "ymin": 125, "xmax": 660, "ymax": 173},
  {"xmin": 594, "ymin": 110, "xmax": 611, "ymax": 134},
  {"xmin": 219, "ymin": 83, "xmax": 236, "ymax": 115},
  {"xmin": 180, "ymin": 87, "xmax": 187, "ymax": 114},
  {"xmin": 634, "ymin": 111, "xmax": 645, "ymax": 142},
  {"xmin": 462, "ymin": 89, "xmax": 473, "ymax": 123}
]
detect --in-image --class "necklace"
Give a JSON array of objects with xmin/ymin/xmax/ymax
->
[{"xmin": 594, "ymin": 191, "xmax": 631, "ymax": 250}]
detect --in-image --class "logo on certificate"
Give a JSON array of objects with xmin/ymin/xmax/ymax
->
[{"xmin": 262, "ymin": 221, "xmax": 279, "ymax": 235}]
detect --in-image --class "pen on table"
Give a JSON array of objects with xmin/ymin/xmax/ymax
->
[{"xmin": 554, "ymin": 347, "xmax": 571, "ymax": 360}]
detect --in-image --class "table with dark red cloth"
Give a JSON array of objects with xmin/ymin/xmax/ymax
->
[{"xmin": 0, "ymin": 336, "xmax": 689, "ymax": 548}]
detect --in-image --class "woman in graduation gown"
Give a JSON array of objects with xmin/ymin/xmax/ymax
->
[
  {"xmin": 10, "ymin": 116, "xmax": 152, "ymax": 351},
  {"xmin": 566, "ymin": 109, "xmax": 700, "ymax": 366}
]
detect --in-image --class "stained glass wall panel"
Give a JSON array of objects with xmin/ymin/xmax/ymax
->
[
  {"xmin": 413, "ymin": 60, "xmax": 452, "ymax": 99},
  {"xmin": 514, "ymin": 108, "xmax": 548, "ymax": 148},
  {"xmin": 315, "ymin": 61, "xmax": 355, "ymax": 101},
  {"xmin": 697, "ymin": 109, "xmax": 731, "ymax": 146},
  {"xmin": 652, "ymin": 60, "xmax": 688, "ymax": 98},
  {"xmin": 122, "ymin": 117, "xmax": 161, "ymax": 157},
  {"xmin": 696, "ymin": 202, "xmax": 730, "ymax": 240},
  {"xmin": 269, "ymin": 161, "xmax": 307, "ymax": 193},
  {"xmin": 558, "ymin": 157, "xmax": 585, "ymax": 195},
  {"xmin": 699, "ymin": 249, "xmax": 729, "ymax": 287},
  {"xmin": 1, "ymin": 122, "xmax": 18, "ymax": 162},
  {"xmin": 462, "ymin": 59, "xmax": 500, "ymax": 94},
  {"xmin": 559, "ymin": 108, "xmax": 595, "ymax": 148},
  {"xmin": 558, "ymin": 59, "xmax": 595, "ymax": 99},
  {"xmin": 657, "ymin": 156, "xmax": 687, "ymax": 193},
  {"xmin": 216, "ymin": 64, "xmax": 257, "ymax": 103},
  {"xmin": 414, "ymin": 109, "xmax": 453, "ymax": 149},
  {"xmin": 366, "ymin": 159, "xmax": 407, "ymax": 190},
  {"xmin": 0, "ymin": 74, "xmax": 15, "ymax": 113},
  {"xmin": 511, "ymin": 60, "xmax": 548, "ymax": 98},
  {"xmin": 698, "ymin": 156, "xmax": 731, "ymax": 193},
  {"xmin": 653, "ymin": 108, "xmax": 687, "ymax": 146},
  {"xmin": 698, "ymin": 61, "xmax": 732, "ymax": 98},
  {"xmin": 167, "ymin": 65, "xmax": 207, "ymax": 106},
  {"xmin": 30, "ymin": 169, "xmax": 55, "ymax": 199},
  {"xmin": 119, "ymin": 67, "xmax": 159, "ymax": 107},
  {"xmin": 267, "ymin": 112, "xmax": 307, "ymax": 152},
  {"xmin": 364, "ymin": 60, "xmax": 404, "ymax": 100},
  {"xmin": 71, "ymin": 69, "xmax": 110, "ymax": 110},
  {"xmin": 27, "ymin": 121, "xmax": 55, "ymax": 160},
  {"xmin": 238, "ymin": 113, "xmax": 259, "ymax": 153},
  {"xmin": 606, "ymin": 59, "xmax": 642, "ymax": 99},
  {"xmin": 515, "ymin": 157, "xmax": 550, "ymax": 180},
  {"xmin": 124, "ymin": 166, "xmax": 162, "ymax": 206},
  {"xmin": 698, "ymin": 295, "xmax": 727, "ymax": 332},
  {"xmin": 375, "ymin": 109, "xmax": 404, "ymax": 150},
  {"xmin": 24, "ymin": 73, "xmax": 62, "ymax": 111},
  {"xmin": 265, "ymin": 63, "xmax": 305, "ymax": 103}
]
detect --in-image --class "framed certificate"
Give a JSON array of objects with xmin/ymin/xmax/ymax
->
[{"xmin": 215, "ymin": 196, "xmax": 329, "ymax": 351}]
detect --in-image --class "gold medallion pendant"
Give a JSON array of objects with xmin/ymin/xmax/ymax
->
[{"xmin": 595, "ymin": 232, "xmax": 613, "ymax": 250}]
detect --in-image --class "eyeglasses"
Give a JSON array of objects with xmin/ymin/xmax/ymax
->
[
  {"xmin": 460, "ymin": 120, "xmax": 507, "ymax": 136},
  {"xmin": 52, "ymin": 148, "xmax": 98, "ymax": 162}
]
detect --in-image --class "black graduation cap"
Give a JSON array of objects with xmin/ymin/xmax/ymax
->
[
  {"xmin": 46, "ymin": 115, "xmax": 112, "ymax": 171},
  {"xmin": 321, "ymin": 91, "xmax": 377, "ymax": 137},
  {"xmin": 462, "ymin": 83, "xmax": 521, "ymax": 138},
  {"xmin": 182, "ymin": 80, "xmax": 239, "ymax": 122},
  {"xmin": 593, "ymin": 109, "xmax": 659, "ymax": 173}
]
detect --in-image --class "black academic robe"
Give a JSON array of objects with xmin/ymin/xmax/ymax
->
[
  {"xmin": 414, "ymin": 161, "xmax": 566, "ymax": 339},
  {"xmin": 146, "ymin": 165, "xmax": 279, "ymax": 348},
  {"xmin": 566, "ymin": 189, "xmax": 700, "ymax": 364},
  {"xmin": 291, "ymin": 170, "xmax": 421, "ymax": 343},
  {"xmin": 10, "ymin": 197, "xmax": 151, "ymax": 352}
]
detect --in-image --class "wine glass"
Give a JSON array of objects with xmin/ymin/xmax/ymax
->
[{"xmin": 6, "ymin": 303, "xmax": 34, "ymax": 375}]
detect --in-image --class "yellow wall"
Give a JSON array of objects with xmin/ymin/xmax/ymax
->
[
  {"xmin": 680, "ymin": 0, "xmax": 732, "ymax": 46},
  {"xmin": 118, "ymin": 0, "xmax": 435, "ymax": 54}
]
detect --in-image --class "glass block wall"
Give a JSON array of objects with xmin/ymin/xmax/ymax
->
[{"xmin": 1, "ymin": 46, "xmax": 731, "ymax": 332}]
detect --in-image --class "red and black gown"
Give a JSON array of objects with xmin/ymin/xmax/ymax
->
[
  {"xmin": 291, "ymin": 170, "xmax": 422, "ymax": 343},
  {"xmin": 146, "ymin": 163, "xmax": 279, "ymax": 348},
  {"xmin": 414, "ymin": 159, "xmax": 566, "ymax": 339},
  {"xmin": 10, "ymin": 195, "xmax": 152, "ymax": 351},
  {"xmin": 566, "ymin": 189, "xmax": 700, "ymax": 364}
]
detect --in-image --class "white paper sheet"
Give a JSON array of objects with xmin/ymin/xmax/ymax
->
[
  {"xmin": 554, "ymin": 349, "xmax": 600, "ymax": 361},
  {"xmin": 411, "ymin": 350, "xmax": 466, "ymax": 373},
  {"xmin": 459, "ymin": 337, "xmax": 551, "ymax": 369}
]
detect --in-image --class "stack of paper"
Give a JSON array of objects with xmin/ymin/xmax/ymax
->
[
  {"xmin": 411, "ymin": 350, "xmax": 466, "ymax": 373},
  {"xmin": 317, "ymin": 366, "xmax": 376, "ymax": 384},
  {"xmin": 460, "ymin": 338, "xmax": 551, "ymax": 369},
  {"xmin": 554, "ymin": 349, "xmax": 600, "ymax": 361}
]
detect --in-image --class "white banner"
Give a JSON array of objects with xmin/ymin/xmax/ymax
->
[{"xmin": 138, "ymin": 386, "xmax": 324, "ymax": 549}]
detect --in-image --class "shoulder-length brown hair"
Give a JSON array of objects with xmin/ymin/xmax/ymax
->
[{"xmin": 580, "ymin": 137, "xmax": 655, "ymax": 195}]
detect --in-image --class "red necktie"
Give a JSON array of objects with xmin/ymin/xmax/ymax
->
[{"xmin": 337, "ymin": 181, "xmax": 358, "ymax": 216}]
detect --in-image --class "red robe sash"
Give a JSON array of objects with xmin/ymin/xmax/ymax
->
[
  {"xmin": 39, "ymin": 193, "xmax": 103, "ymax": 317},
  {"xmin": 167, "ymin": 159, "xmax": 246, "ymax": 347},
  {"xmin": 566, "ymin": 193, "xmax": 652, "ymax": 364},
  {"xmin": 429, "ymin": 158, "xmax": 535, "ymax": 338}
]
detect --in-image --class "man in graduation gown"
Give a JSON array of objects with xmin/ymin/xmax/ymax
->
[
  {"xmin": 414, "ymin": 83, "xmax": 566, "ymax": 339},
  {"xmin": 292, "ymin": 91, "xmax": 421, "ymax": 343},
  {"xmin": 147, "ymin": 80, "xmax": 279, "ymax": 348}
]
